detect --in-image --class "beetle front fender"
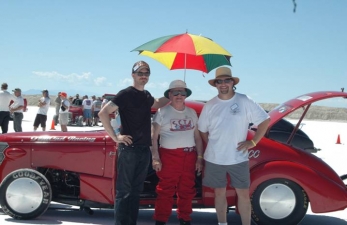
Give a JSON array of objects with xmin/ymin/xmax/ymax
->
[{"xmin": 250, "ymin": 161, "xmax": 347, "ymax": 213}]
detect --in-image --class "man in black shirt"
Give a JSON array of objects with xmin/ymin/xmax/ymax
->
[
  {"xmin": 72, "ymin": 94, "xmax": 82, "ymax": 106},
  {"xmin": 99, "ymin": 61, "xmax": 169, "ymax": 225}
]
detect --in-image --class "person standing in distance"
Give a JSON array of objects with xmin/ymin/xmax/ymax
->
[
  {"xmin": 9, "ymin": 88, "xmax": 25, "ymax": 132},
  {"xmin": 98, "ymin": 61, "xmax": 170, "ymax": 225},
  {"xmin": 0, "ymin": 83, "xmax": 15, "ymax": 133},
  {"xmin": 151, "ymin": 80, "xmax": 203, "ymax": 225},
  {"xmin": 198, "ymin": 67, "xmax": 270, "ymax": 225},
  {"xmin": 54, "ymin": 92, "xmax": 62, "ymax": 125},
  {"xmin": 59, "ymin": 92, "xmax": 70, "ymax": 132},
  {"xmin": 82, "ymin": 95, "xmax": 93, "ymax": 126},
  {"xmin": 100, "ymin": 94, "xmax": 109, "ymax": 126},
  {"xmin": 33, "ymin": 89, "xmax": 51, "ymax": 131},
  {"xmin": 101, "ymin": 94, "xmax": 108, "ymax": 109},
  {"xmin": 91, "ymin": 96, "xmax": 102, "ymax": 126}
]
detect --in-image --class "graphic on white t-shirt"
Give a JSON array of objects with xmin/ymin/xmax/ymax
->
[{"xmin": 170, "ymin": 118, "xmax": 195, "ymax": 131}]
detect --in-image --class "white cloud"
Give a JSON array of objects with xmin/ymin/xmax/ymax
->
[
  {"xmin": 146, "ymin": 81, "xmax": 169, "ymax": 90},
  {"xmin": 32, "ymin": 71, "xmax": 110, "ymax": 87},
  {"xmin": 117, "ymin": 78, "xmax": 133, "ymax": 87},
  {"xmin": 94, "ymin": 77, "xmax": 107, "ymax": 86}
]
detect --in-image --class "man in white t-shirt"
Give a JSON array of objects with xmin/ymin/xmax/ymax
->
[
  {"xmin": 91, "ymin": 95, "xmax": 102, "ymax": 126},
  {"xmin": 82, "ymin": 95, "xmax": 93, "ymax": 126},
  {"xmin": 151, "ymin": 80, "xmax": 203, "ymax": 225},
  {"xmin": 59, "ymin": 92, "xmax": 70, "ymax": 132},
  {"xmin": 198, "ymin": 67, "xmax": 270, "ymax": 225},
  {"xmin": 0, "ymin": 83, "xmax": 15, "ymax": 133},
  {"xmin": 33, "ymin": 89, "xmax": 51, "ymax": 131},
  {"xmin": 9, "ymin": 88, "xmax": 25, "ymax": 132},
  {"xmin": 54, "ymin": 92, "xmax": 61, "ymax": 125},
  {"xmin": 101, "ymin": 94, "xmax": 108, "ymax": 109}
]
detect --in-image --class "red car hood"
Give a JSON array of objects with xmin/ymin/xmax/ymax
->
[{"xmin": 268, "ymin": 91, "xmax": 347, "ymax": 128}]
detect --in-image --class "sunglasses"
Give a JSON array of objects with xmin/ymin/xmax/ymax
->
[
  {"xmin": 171, "ymin": 90, "xmax": 187, "ymax": 96},
  {"xmin": 136, "ymin": 71, "xmax": 150, "ymax": 77},
  {"xmin": 214, "ymin": 78, "xmax": 233, "ymax": 84}
]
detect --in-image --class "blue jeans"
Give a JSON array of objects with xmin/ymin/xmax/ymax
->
[
  {"xmin": 115, "ymin": 144, "xmax": 150, "ymax": 225},
  {"xmin": 13, "ymin": 112, "xmax": 23, "ymax": 132}
]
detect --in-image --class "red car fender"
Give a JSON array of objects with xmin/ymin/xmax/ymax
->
[{"xmin": 250, "ymin": 161, "xmax": 347, "ymax": 213}]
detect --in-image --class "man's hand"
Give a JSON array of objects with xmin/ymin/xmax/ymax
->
[
  {"xmin": 112, "ymin": 134, "xmax": 133, "ymax": 146},
  {"xmin": 237, "ymin": 140, "xmax": 256, "ymax": 151},
  {"xmin": 152, "ymin": 158, "xmax": 162, "ymax": 172},
  {"xmin": 196, "ymin": 157, "xmax": 203, "ymax": 175}
]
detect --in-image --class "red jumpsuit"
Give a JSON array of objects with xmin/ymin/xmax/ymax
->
[{"xmin": 153, "ymin": 147, "xmax": 197, "ymax": 222}]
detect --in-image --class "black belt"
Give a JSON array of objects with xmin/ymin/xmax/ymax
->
[
  {"xmin": 183, "ymin": 147, "xmax": 196, "ymax": 152},
  {"xmin": 13, "ymin": 112, "xmax": 23, "ymax": 114},
  {"xmin": 119, "ymin": 143, "xmax": 149, "ymax": 148}
]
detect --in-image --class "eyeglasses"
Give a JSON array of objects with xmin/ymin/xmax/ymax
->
[
  {"xmin": 214, "ymin": 78, "xmax": 233, "ymax": 85},
  {"xmin": 136, "ymin": 71, "xmax": 150, "ymax": 77},
  {"xmin": 171, "ymin": 90, "xmax": 187, "ymax": 96}
]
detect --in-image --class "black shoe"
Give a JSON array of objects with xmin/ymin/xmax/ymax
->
[
  {"xmin": 155, "ymin": 221, "xmax": 166, "ymax": 225},
  {"xmin": 179, "ymin": 219, "xmax": 191, "ymax": 225}
]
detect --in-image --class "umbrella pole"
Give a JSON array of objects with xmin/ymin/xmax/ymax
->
[{"xmin": 184, "ymin": 53, "xmax": 186, "ymax": 82}]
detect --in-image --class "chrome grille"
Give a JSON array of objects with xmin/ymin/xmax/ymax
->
[{"xmin": 0, "ymin": 142, "xmax": 9, "ymax": 165}]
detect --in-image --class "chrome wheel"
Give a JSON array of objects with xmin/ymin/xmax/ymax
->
[
  {"xmin": 6, "ymin": 178, "xmax": 43, "ymax": 214},
  {"xmin": 259, "ymin": 183, "xmax": 296, "ymax": 219}
]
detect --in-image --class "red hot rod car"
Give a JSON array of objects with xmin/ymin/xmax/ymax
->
[{"xmin": 0, "ymin": 90, "xmax": 346, "ymax": 225}]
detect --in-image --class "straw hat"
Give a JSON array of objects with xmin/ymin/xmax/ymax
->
[{"xmin": 208, "ymin": 67, "xmax": 239, "ymax": 87}]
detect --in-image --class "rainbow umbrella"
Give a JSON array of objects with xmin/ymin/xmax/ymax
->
[{"xmin": 131, "ymin": 33, "xmax": 232, "ymax": 81}]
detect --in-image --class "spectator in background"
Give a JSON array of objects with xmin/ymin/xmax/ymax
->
[
  {"xmin": 68, "ymin": 96, "xmax": 73, "ymax": 104},
  {"xmin": 101, "ymin": 94, "xmax": 108, "ymax": 108},
  {"xmin": 0, "ymin": 83, "xmax": 15, "ymax": 133},
  {"xmin": 9, "ymin": 88, "xmax": 24, "ymax": 132},
  {"xmin": 82, "ymin": 95, "xmax": 93, "ymax": 126},
  {"xmin": 54, "ymin": 92, "xmax": 61, "ymax": 125},
  {"xmin": 72, "ymin": 94, "xmax": 82, "ymax": 106},
  {"xmin": 99, "ymin": 95, "xmax": 110, "ymax": 127},
  {"xmin": 91, "ymin": 95, "xmax": 102, "ymax": 126},
  {"xmin": 59, "ymin": 92, "xmax": 70, "ymax": 132},
  {"xmin": 33, "ymin": 89, "xmax": 51, "ymax": 131}
]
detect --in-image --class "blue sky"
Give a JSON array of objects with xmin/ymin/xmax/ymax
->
[{"xmin": 1, "ymin": 0, "xmax": 346, "ymax": 107}]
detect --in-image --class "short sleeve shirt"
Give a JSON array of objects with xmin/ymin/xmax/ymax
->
[
  {"xmin": 59, "ymin": 99, "xmax": 70, "ymax": 113},
  {"xmin": 37, "ymin": 97, "xmax": 50, "ymax": 115},
  {"xmin": 198, "ymin": 93, "xmax": 269, "ymax": 165},
  {"xmin": 153, "ymin": 105, "xmax": 198, "ymax": 149},
  {"xmin": 0, "ymin": 91, "xmax": 15, "ymax": 111},
  {"xmin": 111, "ymin": 86, "xmax": 154, "ymax": 146},
  {"xmin": 82, "ymin": 99, "xmax": 93, "ymax": 110},
  {"xmin": 92, "ymin": 100, "xmax": 102, "ymax": 112},
  {"xmin": 10, "ymin": 96, "xmax": 25, "ymax": 113}
]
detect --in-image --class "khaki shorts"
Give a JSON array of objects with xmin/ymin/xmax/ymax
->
[
  {"xmin": 202, "ymin": 160, "xmax": 250, "ymax": 189},
  {"xmin": 59, "ymin": 113, "xmax": 69, "ymax": 125}
]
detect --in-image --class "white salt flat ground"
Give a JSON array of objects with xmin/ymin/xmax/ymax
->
[{"xmin": 0, "ymin": 106, "xmax": 346, "ymax": 224}]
